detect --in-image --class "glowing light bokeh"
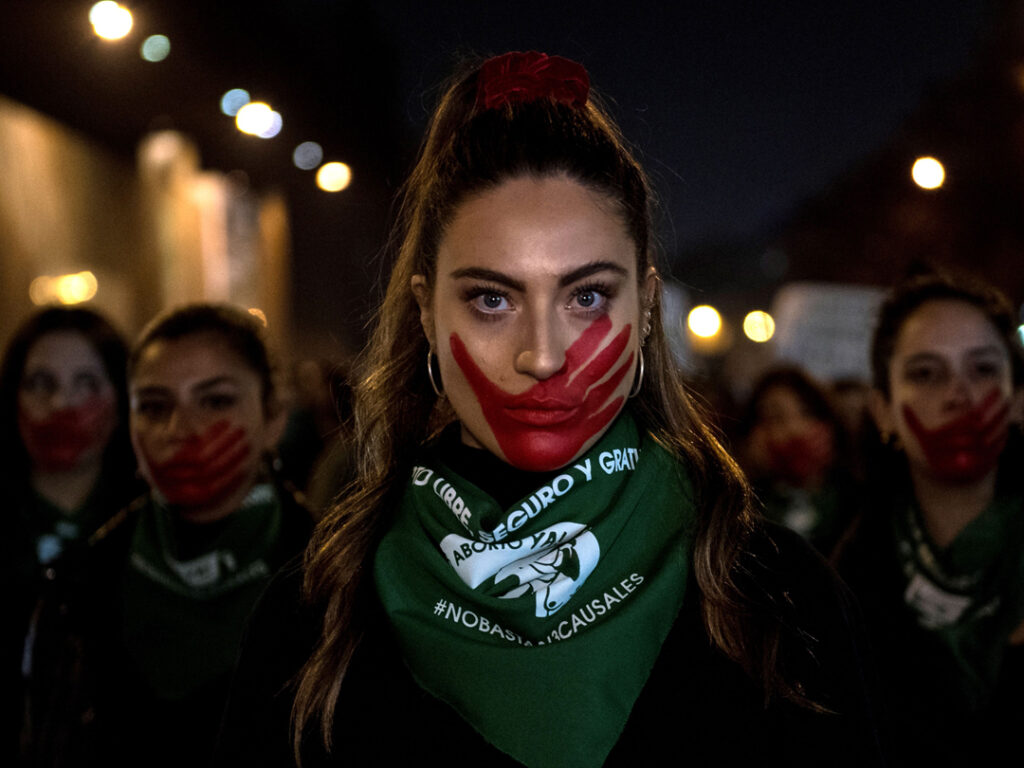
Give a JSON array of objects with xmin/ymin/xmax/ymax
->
[
  {"xmin": 1017, "ymin": 325, "xmax": 1024, "ymax": 345},
  {"xmin": 687, "ymin": 305, "xmax": 722, "ymax": 338},
  {"xmin": 29, "ymin": 272, "xmax": 99, "ymax": 306},
  {"xmin": 89, "ymin": 2, "xmax": 133, "ymax": 40},
  {"xmin": 911, "ymin": 156, "xmax": 945, "ymax": 190},
  {"xmin": 293, "ymin": 141, "xmax": 323, "ymax": 170},
  {"xmin": 141, "ymin": 34, "xmax": 170, "ymax": 62},
  {"xmin": 316, "ymin": 162, "xmax": 352, "ymax": 192},
  {"xmin": 236, "ymin": 102, "xmax": 274, "ymax": 135},
  {"xmin": 257, "ymin": 111, "xmax": 283, "ymax": 139},
  {"xmin": 742, "ymin": 310, "xmax": 775, "ymax": 342},
  {"xmin": 220, "ymin": 88, "xmax": 251, "ymax": 117}
]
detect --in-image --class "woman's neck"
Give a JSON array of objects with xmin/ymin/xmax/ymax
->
[
  {"xmin": 909, "ymin": 467, "xmax": 997, "ymax": 549},
  {"xmin": 32, "ymin": 460, "xmax": 103, "ymax": 513}
]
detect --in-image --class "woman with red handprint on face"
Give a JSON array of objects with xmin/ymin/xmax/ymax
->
[
  {"xmin": 2, "ymin": 307, "xmax": 139, "ymax": 763},
  {"xmin": 833, "ymin": 270, "xmax": 1024, "ymax": 766},
  {"xmin": 20, "ymin": 304, "xmax": 313, "ymax": 768},
  {"xmin": 739, "ymin": 366, "xmax": 861, "ymax": 556},
  {"xmin": 215, "ymin": 53, "xmax": 881, "ymax": 768}
]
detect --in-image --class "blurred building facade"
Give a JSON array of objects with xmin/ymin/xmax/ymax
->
[{"xmin": 0, "ymin": 95, "xmax": 291, "ymax": 350}]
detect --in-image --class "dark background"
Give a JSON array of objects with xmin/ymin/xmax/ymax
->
[{"xmin": 2, "ymin": 0, "xmax": 1018, "ymax": 355}]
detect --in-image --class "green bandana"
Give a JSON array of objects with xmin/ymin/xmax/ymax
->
[
  {"xmin": 893, "ymin": 493, "xmax": 1024, "ymax": 707},
  {"xmin": 375, "ymin": 413, "xmax": 693, "ymax": 768},
  {"xmin": 122, "ymin": 483, "xmax": 282, "ymax": 701}
]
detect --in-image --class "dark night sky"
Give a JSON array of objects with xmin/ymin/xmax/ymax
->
[{"xmin": 377, "ymin": 1, "xmax": 989, "ymax": 251}]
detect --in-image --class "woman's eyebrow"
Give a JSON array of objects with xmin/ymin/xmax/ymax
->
[
  {"xmin": 558, "ymin": 261, "xmax": 628, "ymax": 287},
  {"xmin": 966, "ymin": 345, "xmax": 1006, "ymax": 358},
  {"xmin": 901, "ymin": 352, "xmax": 944, "ymax": 366},
  {"xmin": 449, "ymin": 267, "xmax": 525, "ymax": 291},
  {"xmin": 194, "ymin": 376, "xmax": 240, "ymax": 393}
]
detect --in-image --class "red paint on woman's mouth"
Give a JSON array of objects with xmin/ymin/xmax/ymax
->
[
  {"xmin": 145, "ymin": 419, "xmax": 252, "ymax": 508},
  {"xmin": 450, "ymin": 314, "xmax": 633, "ymax": 471},
  {"xmin": 903, "ymin": 388, "xmax": 1010, "ymax": 483},
  {"xmin": 18, "ymin": 395, "xmax": 115, "ymax": 471}
]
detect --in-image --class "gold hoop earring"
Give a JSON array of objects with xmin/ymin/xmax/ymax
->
[
  {"xmin": 628, "ymin": 348, "xmax": 645, "ymax": 399},
  {"xmin": 426, "ymin": 349, "xmax": 444, "ymax": 397}
]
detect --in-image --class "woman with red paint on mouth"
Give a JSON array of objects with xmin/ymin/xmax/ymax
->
[
  {"xmin": 21, "ymin": 304, "xmax": 313, "ymax": 768},
  {"xmin": 832, "ymin": 270, "xmax": 1024, "ymax": 766},
  {"xmin": 1, "ymin": 307, "xmax": 138, "ymax": 763},
  {"xmin": 215, "ymin": 53, "xmax": 881, "ymax": 768},
  {"xmin": 739, "ymin": 366, "xmax": 860, "ymax": 555}
]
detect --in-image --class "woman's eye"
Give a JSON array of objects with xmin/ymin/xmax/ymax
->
[
  {"xmin": 201, "ymin": 393, "xmax": 238, "ymax": 411},
  {"xmin": 470, "ymin": 292, "xmax": 511, "ymax": 314},
  {"xmin": 136, "ymin": 400, "xmax": 171, "ymax": 420},
  {"xmin": 568, "ymin": 286, "xmax": 609, "ymax": 312},
  {"xmin": 904, "ymin": 365, "xmax": 945, "ymax": 385},
  {"xmin": 73, "ymin": 372, "xmax": 103, "ymax": 396},
  {"xmin": 21, "ymin": 371, "xmax": 58, "ymax": 397},
  {"xmin": 969, "ymin": 360, "xmax": 1003, "ymax": 380}
]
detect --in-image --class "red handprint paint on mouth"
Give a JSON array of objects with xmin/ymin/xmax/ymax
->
[
  {"xmin": 145, "ymin": 419, "xmax": 252, "ymax": 508},
  {"xmin": 903, "ymin": 389, "xmax": 1010, "ymax": 483},
  {"xmin": 19, "ymin": 396, "xmax": 116, "ymax": 471},
  {"xmin": 450, "ymin": 314, "xmax": 634, "ymax": 471}
]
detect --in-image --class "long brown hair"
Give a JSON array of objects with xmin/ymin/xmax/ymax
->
[{"xmin": 293, "ymin": 54, "xmax": 790, "ymax": 758}]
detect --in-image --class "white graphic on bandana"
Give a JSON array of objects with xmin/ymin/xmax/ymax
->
[{"xmin": 440, "ymin": 522, "xmax": 600, "ymax": 618}]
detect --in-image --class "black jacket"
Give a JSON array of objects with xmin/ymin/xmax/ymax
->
[{"xmin": 20, "ymin": 487, "xmax": 313, "ymax": 768}]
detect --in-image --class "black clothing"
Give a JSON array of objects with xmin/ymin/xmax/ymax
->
[
  {"xmin": 20, "ymin": 487, "xmax": 312, "ymax": 768},
  {"xmin": 215, "ymin": 523, "xmax": 883, "ymax": 767},
  {"xmin": 834, "ymin": 503, "xmax": 1024, "ymax": 767}
]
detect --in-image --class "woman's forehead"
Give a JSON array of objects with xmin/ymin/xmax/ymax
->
[
  {"xmin": 132, "ymin": 333, "xmax": 256, "ymax": 385},
  {"xmin": 25, "ymin": 331, "xmax": 103, "ymax": 372},
  {"xmin": 437, "ymin": 174, "xmax": 637, "ymax": 282},
  {"xmin": 894, "ymin": 299, "xmax": 1006, "ymax": 359}
]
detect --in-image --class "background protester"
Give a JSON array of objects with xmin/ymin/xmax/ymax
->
[
  {"xmin": 216, "ymin": 52, "xmax": 882, "ymax": 767},
  {"xmin": 21, "ymin": 303, "xmax": 312, "ymax": 767},
  {"xmin": 833, "ymin": 270, "xmax": 1024, "ymax": 766},
  {"xmin": 739, "ymin": 365, "xmax": 860, "ymax": 554},
  {"xmin": 0, "ymin": 307, "xmax": 138, "ymax": 761}
]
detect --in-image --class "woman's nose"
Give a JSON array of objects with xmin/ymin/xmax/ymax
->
[
  {"xmin": 165, "ymin": 406, "xmax": 198, "ymax": 439},
  {"xmin": 946, "ymin": 374, "xmax": 973, "ymax": 409},
  {"xmin": 514, "ymin": 312, "xmax": 566, "ymax": 381}
]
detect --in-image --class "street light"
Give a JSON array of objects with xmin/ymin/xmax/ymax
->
[
  {"xmin": 912, "ymin": 156, "xmax": 945, "ymax": 190},
  {"xmin": 687, "ymin": 305, "xmax": 722, "ymax": 338},
  {"xmin": 316, "ymin": 162, "xmax": 352, "ymax": 192},
  {"xmin": 89, "ymin": 2, "xmax": 133, "ymax": 41}
]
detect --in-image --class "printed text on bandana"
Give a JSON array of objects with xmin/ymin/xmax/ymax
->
[
  {"xmin": 432, "ymin": 572, "xmax": 645, "ymax": 645},
  {"xmin": 411, "ymin": 445, "xmax": 640, "ymax": 542}
]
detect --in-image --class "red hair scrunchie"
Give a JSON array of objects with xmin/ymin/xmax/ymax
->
[{"xmin": 475, "ymin": 51, "xmax": 590, "ymax": 111}]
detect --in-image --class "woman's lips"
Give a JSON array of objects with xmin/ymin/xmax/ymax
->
[{"xmin": 503, "ymin": 404, "xmax": 581, "ymax": 426}]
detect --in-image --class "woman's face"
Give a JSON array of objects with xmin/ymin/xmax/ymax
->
[
  {"xmin": 413, "ymin": 174, "xmax": 655, "ymax": 472},
  {"xmin": 748, "ymin": 385, "xmax": 835, "ymax": 487},
  {"xmin": 18, "ymin": 330, "xmax": 117, "ymax": 473},
  {"xmin": 873, "ymin": 299, "xmax": 1022, "ymax": 484},
  {"xmin": 129, "ymin": 332, "xmax": 284, "ymax": 523}
]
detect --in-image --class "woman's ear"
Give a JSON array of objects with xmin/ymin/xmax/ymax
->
[
  {"xmin": 410, "ymin": 275, "xmax": 436, "ymax": 348},
  {"xmin": 867, "ymin": 389, "xmax": 895, "ymax": 440},
  {"xmin": 642, "ymin": 266, "xmax": 658, "ymax": 310},
  {"xmin": 263, "ymin": 405, "xmax": 289, "ymax": 453},
  {"xmin": 1011, "ymin": 387, "xmax": 1024, "ymax": 425}
]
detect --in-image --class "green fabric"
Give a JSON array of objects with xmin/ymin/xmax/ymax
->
[
  {"xmin": 375, "ymin": 413, "xmax": 693, "ymax": 768},
  {"xmin": 893, "ymin": 492, "xmax": 1024, "ymax": 707},
  {"xmin": 121, "ymin": 483, "xmax": 282, "ymax": 701}
]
